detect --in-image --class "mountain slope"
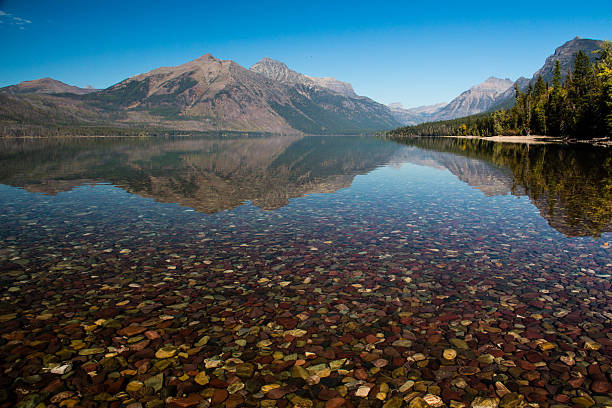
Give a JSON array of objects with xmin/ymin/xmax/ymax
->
[
  {"xmin": 81, "ymin": 54, "xmax": 400, "ymax": 134},
  {"xmin": 533, "ymin": 37, "xmax": 603, "ymax": 83},
  {"xmin": 84, "ymin": 53, "xmax": 298, "ymax": 133},
  {"xmin": 0, "ymin": 78, "xmax": 98, "ymax": 95},
  {"xmin": 430, "ymin": 77, "xmax": 514, "ymax": 121}
]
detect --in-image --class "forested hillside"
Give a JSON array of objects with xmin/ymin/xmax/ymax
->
[{"xmin": 389, "ymin": 42, "xmax": 612, "ymax": 139}]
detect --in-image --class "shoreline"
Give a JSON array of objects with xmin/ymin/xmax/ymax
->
[
  {"xmin": 442, "ymin": 135, "xmax": 563, "ymax": 145},
  {"xmin": 431, "ymin": 135, "xmax": 611, "ymax": 147}
]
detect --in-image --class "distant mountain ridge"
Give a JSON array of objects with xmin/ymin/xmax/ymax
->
[
  {"xmin": 0, "ymin": 78, "xmax": 98, "ymax": 95},
  {"xmin": 387, "ymin": 102, "xmax": 446, "ymax": 125},
  {"xmin": 430, "ymin": 77, "xmax": 514, "ymax": 121},
  {"xmin": 389, "ymin": 77, "xmax": 514, "ymax": 125},
  {"xmin": 390, "ymin": 37, "xmax": 604, "ymax": 126}
]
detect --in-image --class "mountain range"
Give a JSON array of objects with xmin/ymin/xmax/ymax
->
[
  {"xmin": 0, "ymin": 37, "xmax": 604, "ymax": 134},
  {"xmin": 0, "ymin": 55, "xmax": 401, "ymax": 135},
  {"xmin": 388, "ymin": 37, "xmax": 604, "ymax": 124}
]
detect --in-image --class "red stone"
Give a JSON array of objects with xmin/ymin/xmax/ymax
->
[
  {"xmin": 117, "ymin": 325, "xmax": 146, "ymax": 337},
  {"xmin": 129, "ymin": 339, "xmax": 150, "ymax": 351},
  {"xmin": 144, "ymin": 330, "xmax": 160, "ymax": 340},
  {"xmin": 567, "ymin": 377, "xmax": 584, "ymax": 388},
  {"xmin": 212, "ymin": 389, "xmax": 229, "ymax": 405},
  {"xmin": 592, "ymin": 380, "xmax": 610, "ymax": 393},
  {"xmin": 326, "ymin": 398, "xmax": 346, "ymax": 408},
  {"xmin": 354, "ymin": 368, "xmax": 368, "ymax": 380},
  {"xmin": 277, "ymin": 317, "xmax": 298, "ymax": 329},
  {"xmin": 209, "ymin": 378, "xmax": 229, "ymax": 388},
  {"xmin": 518, "ymin": 360, "xmax": 537, "ymax": 371},
  {"xmin": 317, "ymin": 388, "xmax": 339, "ymax": 400},
  {"xmin": 365, "ymin": 334, "xmax": 378, "ymax": 344},
  {"xmin": 166, "ymin": 394, "xmax": 203, "ymax": 408}
]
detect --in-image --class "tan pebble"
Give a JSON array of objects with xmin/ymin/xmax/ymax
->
[
  {"xmin": 125, "ymin": 381, "xmax": 143, "ymax": 392},
  {"xmin": 195, "ymin": 372, "xmax": 209, "ymax": 385},
  {"xmin": 261, "ymin": 384, "xmax": 281, "ymax": 393},
  {"xmin": 423, "ymin": 394, "xmax": 444, "ymax": 407}
]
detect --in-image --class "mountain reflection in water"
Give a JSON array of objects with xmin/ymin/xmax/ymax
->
[
  {"xmin": 0, "ymin": 134, "xmax": 609, "ymax": 237},
  {"xmin": 392, "ymin": 137, "xmax": 611, "ymax": 238}
]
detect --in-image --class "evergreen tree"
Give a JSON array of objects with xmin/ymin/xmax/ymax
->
[
  {"xmin": 595, "ymin": 41, "xmax": 612, "ymax": 135},
  {"xmin": 389, "ymin": 44, "xmax": 612, "ymax": 139},
  {"xmin": 530, "ymin": 76, "xmax": 547, "ymax": 134},
  {"xmin": 546, "ymin": 61, "xmax": 564, "ymax": 135},
  {"xmin": 569, "ymin": 51, "xmax": 598, "ymax": 137}
]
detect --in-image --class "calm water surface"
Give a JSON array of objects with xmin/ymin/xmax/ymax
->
[{"xmin": 0, "ymin": 135, "xmax": 610, "ymax": 407}]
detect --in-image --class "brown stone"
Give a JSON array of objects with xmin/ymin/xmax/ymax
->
[{"xmin": 226, "ymin": 394, "xmax": 244, "ymax": 408}]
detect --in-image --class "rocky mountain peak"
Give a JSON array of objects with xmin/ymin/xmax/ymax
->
[
  {"xmin": 470, "ymin": 77, "xmax": 514, "ymax": 92},
  {"xmin": 532, "ymin": 38, "xmax": 602, "ymax": 83},
  {"xmin": 250, "ymin": 58, "xmax": 307, "ymax": 85},
  {"xmin": 192, "ymin": 53, "xmax": 217, "ymax": 62},
  {"xmin": 428, "ymin": 77, "xmax": 514, "ymax": 122},
  {"xmin": 250, "ymin": 58, "xmax": 358, "ymax": 98}
]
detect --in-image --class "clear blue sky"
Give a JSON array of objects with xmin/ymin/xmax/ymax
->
[{"xmin": 1, "ymin": 0, "xmax": 611, "ymax": 108}]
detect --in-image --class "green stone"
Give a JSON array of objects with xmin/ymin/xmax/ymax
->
[
  {"xmin": 499, "ymin": 393, "xmax": 525, "ymax": 408},
  {"xmin": 235, "ymin": 363, "xmax": 255, "ymax": 379},
  {"xmin": 414, "ymin": 381, "xmax": 428, "ymax": 392},
  {"xmin": 329, "ymin": 359, "xmax": 346, "ymax": 370},
  {"xmin": 144, "ymin": 373, "xmax": 164, "ymax": 392},
  {"xmin": 292, "ymin": 365, "xmax": 309, "ymax": 379},
  {"xmin": 408, "ymin": 397, "xmax": 427, "ymax": 408},
  {"xmin": 99, "ymin": 357, "xmax": 120, "ymax": 371},
  {"xmin": 571, "ymin": 397, "xmax": 594, "ymax": 408},
  {"xmin": 195, "ymin": 336, "xmax": 210, "ymax": 347},
  {"xmin": 470, "ymin": 397, "xmax": 500, "ymax": 408},
  {"xmin": 78, "ymin": 347, "xmax": 105, "ymax": 356},
  {"xmin": 16, "ymin": 394, "xmax": 43, "ymax": 408},
  {"xmin": 450, "ymin": 338, "xmax": 469, "ymax": 350},
  {"xmin": 154, "ymin": 359, "xmax": 172, "ymax": 371},
  {"xmin": 146, "ymin": 400, "xmax": 164, "ymax": 408},
  {"xmin": 478, "ymin": 354, "xmax": 495, "ymax": 365},
  {"xmin": 290, "ymin": 396, "xmax": 313, "ymax": 408},
  {"xmin": 382, "ymin": 397, "xmax": 403, "ymax": 408}
]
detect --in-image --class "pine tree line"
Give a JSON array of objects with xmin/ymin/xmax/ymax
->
[{"xmin": 389, "ymin": 41, "xmax": 612, "ymax": 139}]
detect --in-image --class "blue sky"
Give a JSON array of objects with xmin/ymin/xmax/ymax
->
[{"xmin": 1, "ymin": 0, "xmax": 611, "ymax": 107}]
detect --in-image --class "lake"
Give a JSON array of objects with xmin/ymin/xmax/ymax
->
[{"xmin": 0, "ymin": 135, "xmax": 610, "ymax": 407}]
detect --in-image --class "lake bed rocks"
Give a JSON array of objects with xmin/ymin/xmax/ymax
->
[{"xmin": 0, "ymin": 147, "xmax": 610, "ymax": 407}]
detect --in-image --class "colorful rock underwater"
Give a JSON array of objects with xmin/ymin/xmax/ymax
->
[{"xmin": 0, "ymin": 135, "xmax": 610, "ymax": 408}]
